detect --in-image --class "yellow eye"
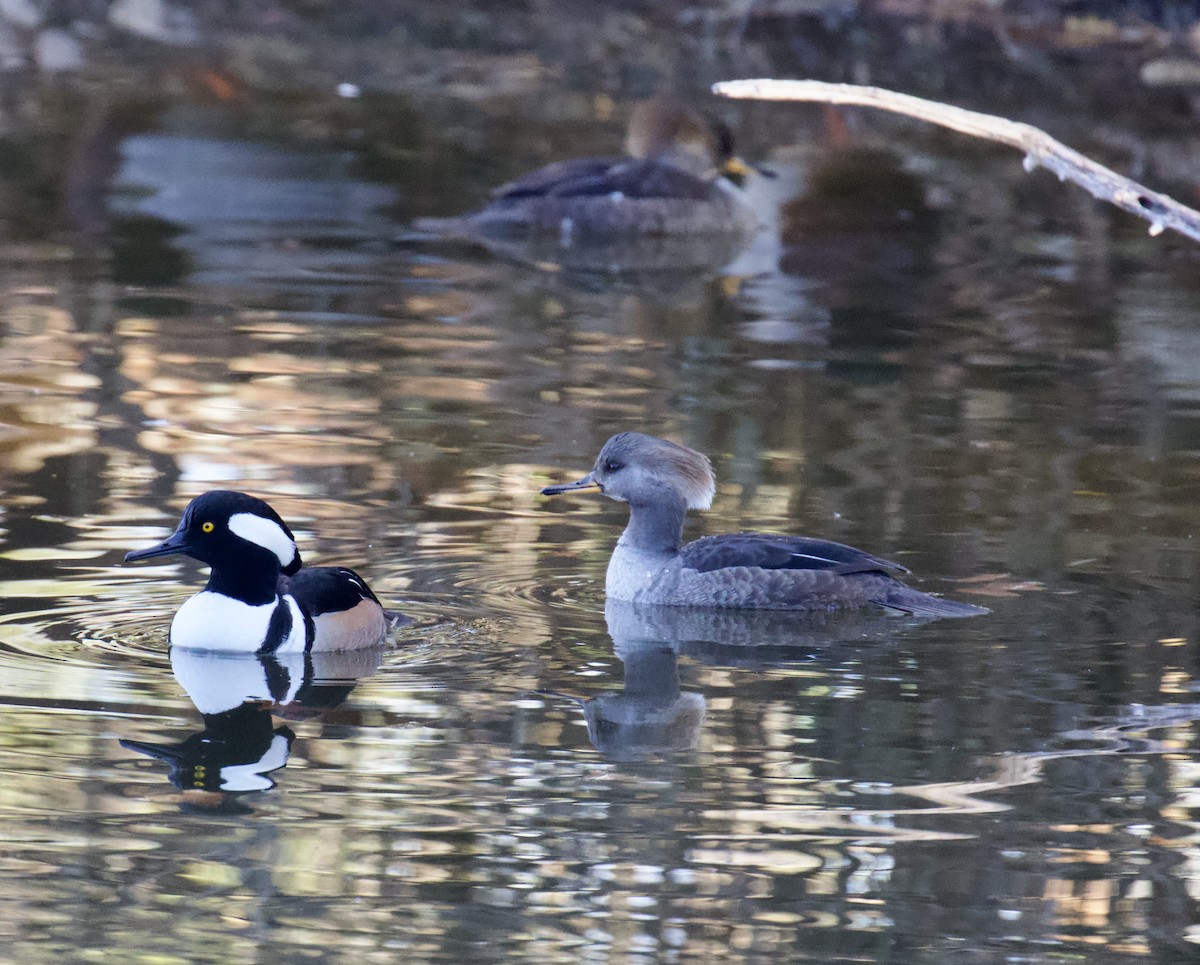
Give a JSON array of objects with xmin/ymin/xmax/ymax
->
[{"xmin": 201, "ymin": 521, "xmax": 214, "ymax": 533}]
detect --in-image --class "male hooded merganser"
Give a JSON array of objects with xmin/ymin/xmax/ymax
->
[
  {"xmin": 419, "ymin": 96, "xmax": 764, "ymax": 241},
  {"xmin": 126, "ymin": 491, "xmax": 403, "ymax": 652},
  {"xmin": 541, "ymin": 433, "xmax": 988, "ymax": 618}
]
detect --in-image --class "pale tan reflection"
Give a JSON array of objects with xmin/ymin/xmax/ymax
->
[
  {"xmin": 113, "ymin": 306, "xmax": 521, "ymax": 484},
  {"xmin": 118, "ymin": 316, "xmax": 395, "ymax": 478},
  {"xmin": 0, "ymin": 299, "xmax": 97, "ymax": 473}
]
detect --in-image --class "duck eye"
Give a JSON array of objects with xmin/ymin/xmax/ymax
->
[
  {"xmin": 604, "ymin": 460, "xmax": 624, "ymax": 473},
  {"xmin": 201, "ymin": 521, "xmax": 214, "ymax": 533}
]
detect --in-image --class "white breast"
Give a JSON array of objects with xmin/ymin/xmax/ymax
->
[
  {"xmin": 170, "ymin": 591, "xmax": 307, "ymax": 653},
  {"xmin": 605, "ymin": 541, "xmax": 673, "ymax": 602}
]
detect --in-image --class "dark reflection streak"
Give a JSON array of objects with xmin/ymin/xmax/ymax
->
[
  {"xmin": 0, "ymin": 695, "xmax": 174, "ymax": 720},
  {"xmin": 71, "ymin": 265, "xmax": 182, "ymax": 501},
  {"xmin": 64, "ymin": 96, "xmax": 166, "ymax": 241}
]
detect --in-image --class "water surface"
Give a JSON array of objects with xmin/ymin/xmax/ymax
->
[{"xmin": 0, "ymin": 93, "xmax": 1198, "ymax": 964}]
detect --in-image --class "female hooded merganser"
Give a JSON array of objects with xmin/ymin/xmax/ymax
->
[
  {"xmin": 126, "ymin": 491, "xmax": 403, "ymax": 652},
  {"xmin": 419, "ymin": 96, "xmax": 764, "ymax": 241},
  {"xmin": 541, "ymin": 433, "xmax": 988, "ymax": 618}
]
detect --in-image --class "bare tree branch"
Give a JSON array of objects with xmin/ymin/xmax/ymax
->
[{"xmin": 713, "ymin": 79, "xmax": 1200, "ymax": 244}]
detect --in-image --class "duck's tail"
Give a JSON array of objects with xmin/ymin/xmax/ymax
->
[
  {"xmin": 383, "ymin": 608, "xmax": 413, "ymax": 629},
  {"xmin": 881, "ymin": 585, "xmax": 990, "ymax": 619}
]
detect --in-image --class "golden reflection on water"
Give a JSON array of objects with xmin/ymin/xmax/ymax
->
[{"xmin": 0, "ymin": 299, "xmax": 98, "ymax": 473}]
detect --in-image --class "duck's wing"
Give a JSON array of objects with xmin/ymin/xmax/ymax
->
[
  {"xmin": 280, "ymin": 566, "xmax": 383, "ymax": 616},
  {"xmin": 492, "ymin": 158, "xmax": 625, "ymax": 200},
  {"xmin": 493, "ymin": 157, "xmax": 714, "ymax": 202},
  {"xmin": 678, "ymin": 534, "xmax": 909, "ymax": 576}
]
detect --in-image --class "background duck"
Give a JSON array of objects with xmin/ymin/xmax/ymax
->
[
  {"xmin": 126, "ymin": 490, "xmax": 404, "ymax": 652},
  {"xmin": 541, "ymin": 432, "xmax": 988, "ymax": 618},
  {"xmin": 416, "ymin": 96, "xmax": 765, "ymax": 241}
]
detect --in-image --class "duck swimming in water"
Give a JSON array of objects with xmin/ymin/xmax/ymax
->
[
  {"xmin": 418, "ymin": 96, "xmax": 764, "ymax": 241},
  {"xmin": 541, "ymin": 433, "xmax": 987, "ymax": 618},
  {"xmin": 126, "ymin": 491, "xmax": 403, "ymax": 652}
]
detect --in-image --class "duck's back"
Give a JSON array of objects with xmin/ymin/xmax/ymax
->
[
  {"xmin": 474, "ymin": 157, "xmax": 754, "ymax": 238},
  {"xmin": 647, "ymin": 533, "xmax": 985, "ymax": 617},
  {"xmin": 282, "ymin": 566, "xmax": 396, "ymax": 651},
  {"xmin": 494, "ymin": 157, "xmax": 715, "ymax": 203},
  {"xmin": 681, "ymin": 534, "xmax": 907, "ymax": 577}
]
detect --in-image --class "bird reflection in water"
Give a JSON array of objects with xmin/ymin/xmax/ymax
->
[
  {"xmin": 554, "ymin": 600, "xmax": 929, "ymax": 761},
  {"xmin": 580, "ymin": 629, "xmax": 707, "ymax": 763},
  {"xmin": 121, "ymin": 645, "xmax": 383, "ymax": 814}
]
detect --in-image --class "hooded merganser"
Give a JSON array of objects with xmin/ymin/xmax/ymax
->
[
  {"xmin": 541, "ymin": 433, "xmax": 988, "ymax": 618},
  {"xmin": 419, "ymin": 96, "xmax": 764, "ymax": 241},
  {"xmin": 126, "ymin": 491, "xmax": 404, "ymax": 653}
]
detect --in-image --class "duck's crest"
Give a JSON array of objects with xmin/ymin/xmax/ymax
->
[{"xmin": 605, "ymin": 432, "xmax": 716, "ymax": 510}]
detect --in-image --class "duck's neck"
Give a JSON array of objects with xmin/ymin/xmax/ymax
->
[
  {"xmin": 619, "ymin": 494, "xmax": 687, "ymax": 559},
  {"xmin": 606, "ymin": 497, "xmax": 687, "ymax": 602},
  {"xmin": 206, "ymin": 562, "xmax": 281, "ymax": 607}
]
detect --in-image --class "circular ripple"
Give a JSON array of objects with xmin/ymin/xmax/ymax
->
[
  {"xmin": 387, "ymin": 541, "xmax": 607, "ymax": 636},
  {"xmin": 0, "ymin": 568, "xmax": 179, "ymax": 706}
]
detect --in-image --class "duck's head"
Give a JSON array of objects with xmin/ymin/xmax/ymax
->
[
  {"xmin": 624, "ymin": 96, "xmax": 758, "ymax": 185},
  {"xmin": 126, "ymin": 490, "xmax": 302, "ymax": 576},
  {"xmin": 542, "ymin": 432, "xmax": 716, "ymax": 511}
]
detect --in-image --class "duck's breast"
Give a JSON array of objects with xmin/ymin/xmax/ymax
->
[
  {"xmin": 606, "ymin": 542, "xmax": 677, "ymax": 602},
  {"xmin": 170, "ymin": 591, "xmax": 307, "ymax": 653}
]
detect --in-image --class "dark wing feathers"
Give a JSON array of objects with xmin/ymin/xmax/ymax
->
[
  {"xmin": 679, "ymin": 534, "xmax": 909, "ymax": 577},
  {"xmin": 492, "ymin": 158, "xmax": 621, "ymax": 200},
  {"xmin": 493, "ymin": 157, "xmax": 714, "ymax": 203},
  {"xmin": 280, "ymin": 566, "xmax": 381, "ymax": 617}
]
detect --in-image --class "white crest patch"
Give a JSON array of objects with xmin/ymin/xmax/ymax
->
[
  {"xmin": 228, "ymin": 512, "xmax": 298, "ymax": 568},
  {"xmin": 685, "ymin": 480, "xmax": 715, "ymax": 511}
]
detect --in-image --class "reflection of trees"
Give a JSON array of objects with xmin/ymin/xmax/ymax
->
[{"xmin": 0, "ymin": 296, "xmax": 96, "ymax": 473}]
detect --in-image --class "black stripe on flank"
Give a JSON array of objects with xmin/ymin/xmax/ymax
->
[
  {"xmin": 302, "ymin": 607, "xmax": 315, "ymax": 653},
  {"xmin": 258, "ymin": 599, "xmax": 294, "ymax": 655}
]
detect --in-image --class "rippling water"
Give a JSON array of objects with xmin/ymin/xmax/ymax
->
[{"xmin": 0, "ymin": 85, "xmax": 1199, "ymax": 964}]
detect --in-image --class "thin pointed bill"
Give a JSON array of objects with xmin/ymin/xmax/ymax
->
[
  {"xmin": 541, "ymin": 473, "xmax": 602, "ymax": 497},
  {"xmin": 125, "ymin": 529, "xmax": 190, "ymax": 563}
]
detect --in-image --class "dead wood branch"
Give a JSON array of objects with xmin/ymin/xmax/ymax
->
[{"xmin": 713, "ymin": 79, "xmax": 1200, "ymax": 244}]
